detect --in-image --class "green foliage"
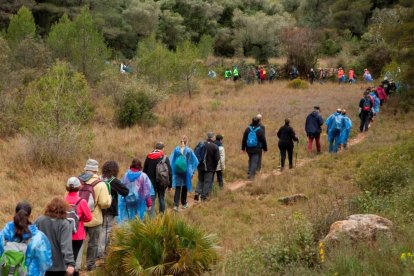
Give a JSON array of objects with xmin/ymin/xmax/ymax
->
[
  {"xmin": 157, "ymin": 10, "xmax": 187, "ymax": 50},
  {"xmin": 331, "ymin": 0, "xmax": 372, "ymax": 36},
  {"xmin": 0, "ymin": 36, "xmax": 11, "ymax": 87},
  {"xmin": 136, "ymin": 35, "xmax": 173, "ymax": 91},
  {"xmin": 106, "ymin": 212, "xmax": 219, "ymax": 275},
  {"xmin": 224, "ymin": 212, "xmax": 317, "ymax": 274},
  {"xmin": 198, "ymin": 35, "xmax": 214, "ymax": 59},
  {"xmin": 360, "ymin": 45, "xmax": 391, "ymax": 77},
  {"xmin": 356, "ymin": 137, "xmax": 414, "ymax": 195},
  {"xmin": 13, "ymin": 37, "xmax": 52, "ymax": 69},
  {"xmin": 47, "ymin": 8, "xmax": 110, "ymax": 81},
  {"xmin": 114, "ymin": 83, "xmax": 159, "ymax": 128},
  {"xmin": 6, "ymin": 6, "xmax": 36, "ymax": 46},
  {"xmin": 287, "ymin": 79, "xmax": 309, "ymax": 89},
  {"xmin": 21, "ymin": 61, "xmax": 93, "ymax": 167},
  {"xmin": 319, "ymin": 38, "xmax": 342, "ymax": 56}
]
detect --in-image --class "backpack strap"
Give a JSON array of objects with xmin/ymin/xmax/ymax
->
[
  {"xmin": 90, "ymin": 179, "xmax": 101, "ymax": 187},
  {"xmin": 74, "ymin": 198, "xmax": 82, "ymax": 206}
]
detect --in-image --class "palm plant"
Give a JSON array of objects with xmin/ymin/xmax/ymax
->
[{"xmin": 106, "ymin": 211, "xmax": 220, "ymax": 275}]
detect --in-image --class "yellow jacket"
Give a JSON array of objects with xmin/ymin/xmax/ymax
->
[{"xmin": 84, "ymin": 174, "xmax": 112, "ymax": 228}]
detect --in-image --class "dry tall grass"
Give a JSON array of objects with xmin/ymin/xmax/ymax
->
[{"xmin": 0, "ymin": 80, "xmax": 366, "ymax": 236}]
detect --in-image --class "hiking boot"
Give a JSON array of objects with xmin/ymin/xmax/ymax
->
[
  {"xmin": 173, "ymin": 206, "xmax": 179, "ymax": 212},
  {"xmin": 182, "ymin": 203, "xmax": 189, "ymax": 209},
  {"xmin": 289, "ymin": 165, "xmax": 293, "ymax": 169},
  {"xmin": 194, "ymin": 194, "xmax": 200, "ymax": 203}
]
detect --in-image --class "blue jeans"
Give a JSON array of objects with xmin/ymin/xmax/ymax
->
[
  {"xmin": 247, "ymin": 153, "xmax": 260, "ymax": 179},
  {"xmin": 150, "ymin": 186, "xmax": 166, "ymax": 217},
  {"xmin": 328, "ymin": 129, "xmax": 341, "ymax": 153}
]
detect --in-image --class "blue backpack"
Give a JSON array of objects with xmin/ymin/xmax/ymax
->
[
  {"xmin": 247, "ymin": 126, "xmax": 260, "ymax": 147},
  {"xmin": 332, "ymin": 114, "xmax": 343, "ymax": 130}
]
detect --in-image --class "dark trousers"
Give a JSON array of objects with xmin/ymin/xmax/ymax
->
[
  {"xmin": 215, "ymin": 170, "xmax": 224, "ymax": 188},
  {"xmin": 174, "ymin": 186, "xmax": 187, "ymax": 207},
  {"xmin": 72, "ymin": 240, "xmax": 83, "ymax": 276},
  {"xmin": 278, "ymin": 142, "xmax": 294, "ymax": 168},
  {"xmin": 150, "ymin": 185, "xmax": 166, "ymax": 216},
  {"xmin": 257, "ymin": 150, "xmax": 263, "ymax": 171},
  {"xmin": 247, "ymin": 152, "xmax": 260, "ymax": 179},
  {"xmin": 360, "ymin": 112, "xmax": 370, "ymax": 132},
  {"xmin": 86, "ymin": 225, "xmax": 101, "ymax": 271},
  {"xmin": 196, "ymin": 170, "xmax": 215, "ymax": 200}
]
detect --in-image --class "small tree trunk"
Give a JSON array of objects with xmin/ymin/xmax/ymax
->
[{"xmin": 186, "ymin": 75, "xmax": 192, "ymax": 99}]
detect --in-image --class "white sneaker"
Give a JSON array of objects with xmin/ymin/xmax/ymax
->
[
  {"xmin": 182, "ymin": 204, "xmax": 189, "ymax": 209},
  {"xmin": 173, "ymin": 206, "xmax": 179, "ymax": 212}
]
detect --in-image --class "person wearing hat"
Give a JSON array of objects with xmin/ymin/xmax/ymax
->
[
  {"xmin": 64, "ymin": 177, "xmax": 93, "ymax": 276},
  {"xmin": 305, "ymin": 106, "xmax": 324, "ymax": 153},
  {"xmin": 194, "ymin": 132, "xmax": 220, "ymax": 202},
  {"xmin": 277, "ymin": 118, "xmax": 299, "ymax": 170},
  {"xmin": 359, "ymin": 89, "xmax": 374, "ymax": 132},
  {"xmin": 78, "ymin": 159, "xmax": 112, "ymax": 271},
  {"xmin": 325, "ymin": 109, "xmax": 345, "ymax": 153},
  {"xmin": 363, "ymin": 69, "xmax": 373, "ymax": 83},
  {"xmin": 214, "ymin": 134, "xmax": 226, "ymax": 188},
  {"xmin": 143, "ymin": 142, "xmax": 173, "ymax": 216},
  {"xmin": 338, "ymin": 110, "xmax": 352, "ymax": 150}
]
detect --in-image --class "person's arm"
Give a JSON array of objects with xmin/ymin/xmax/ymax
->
[
  {"xmin": 260, "ymin": 130, "xmax": 268, "ymax": 152},
  {"xmin": 291, "ymin": 128, "xmax": 299, "ymax": 142},
  {"xmin": 60, "ymin": 221, "xmax": 75, "ymax": 270},
  {"xmin": 80, "ymin": 200, "xmax": 93, "ymax": 223},
  {"xmin": 277, "ymin": 127, "xmax": 281, "ymax": 138},
  {"xmin": 165, "ymin": 157, "xmax": 173, "ymax": 188},
  {"xmin": 28, "ymin": 232, "xmax": 53, "ymax": 274},
  {"xmin": 220, "ymin": 147, "xmax": 225, "ymax": 170},
  {"xmin": 111, "ymin": 178, "xmax": 129, "ymax": 197},
  {"xmin": 241, "ymin": 128, "xmax": 248, "ymax": 151},
  {"xmin": 143, "ymin": 157, "xmax": 149, "ymax": 174}
]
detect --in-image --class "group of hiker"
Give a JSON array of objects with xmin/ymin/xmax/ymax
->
[{"xmin": 0, "ymin": 134, "xmax": 226, "ymax": 275}]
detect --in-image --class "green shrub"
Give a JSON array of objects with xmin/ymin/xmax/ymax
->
[
  {"xmin": 356, "ymin": 137, "xmax": 414, "ymax": 195},
  {"xmin": 106, "ymin": 212, "xmax": 219, "ymax": 275},
  {"xmin": 287, "ymin": 79, "xmax": 309, "ymax": 89}
]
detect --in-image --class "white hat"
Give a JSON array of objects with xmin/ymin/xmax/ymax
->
[
  {"xmin": 84, "ymin": 159, "xmax": 99, "ymax": 172},
  {"xmin": 66, "ymin": 177, "xmax": 81, "ymax": 189}
]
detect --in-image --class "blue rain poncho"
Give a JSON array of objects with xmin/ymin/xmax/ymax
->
[
  {"xmin": 117, "ymin": 170, "xmax": 155, "ymax": 222},
  {"xmin": 369, "ymin": 92, "xmax": 381, "ymax": 114},
  {"xmin": 169, "ymin": 146, "xmax": 199, "ymax": 192},
  {"xmin": 339, "ymin": 115, "xmax": 353, "ymax": 145},
  {"xmin": 0, "ymin": 222, "xmax": 52, "ymax": 276},
  {"xmin": 325, "ymin": 112, "xmax": 344, "ymax": 153}
]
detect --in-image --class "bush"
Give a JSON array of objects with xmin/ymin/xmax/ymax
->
[
  {"xmin": 21, "ymin": 61, "xmax": 93, "ymax": 167},
  {"xmin": 356, "ymin": 137, "xmax": 414, "ymax": 195},
  {"xmin": 106, "ymin": 212, "xmax": 219, "ymax": 275},
  {"xmin": 287, "ymin": 79, "xmax": 309, "ymax": 89}
]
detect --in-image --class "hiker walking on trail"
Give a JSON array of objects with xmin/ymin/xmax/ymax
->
[
  {"xmin": 78, "ymin": 159, "xmax": 111, "ymax": 272},
  {"xmin": 97, "ymin": 161, "xmax": 128, "ymax": 259},
  {"xmin": 224, "ymin": 69, "xmax": 232, "ymax": 80},
  {"xmin": 214, "ymin": 134, "xmax": 225, "ymax": 189},
  {"xmin": 0, "ymin": 202, "xmax": 52, "ymax": 276},
  {"xmin": 277, "ymin": 119, "xmax": 299, "ymax": 170},
  {"xmin": 256, "ymin": 114, "xmax": 266, "ymax": 172},
  {"xmin": 118, "ymin": 159, "xmax": 154, "ymax": 222},
  {"xmin": 169, "ymin": 135, "xmax": 199, "ymax": 211},
  {"xmin": 242, "ymin": 117, "xmax": 268, "ymax": 179},
  {"xmin": 339, "ymin": 110, "xmax": 353, "ymax": 150},
  {"xmin": 290, "ymin": 65, "xmax": 299, "ymax": 80},
  {"xmin": 194, "ymin": 132, "xmax": 220, "ymax": 202},
  {"xmin": 305, "ymin": 106, "xmax": 323, "ymax": 153},
  {"xmin": 337, "ymin": 67, "xmax": 345, "ymax": 83},
  {"xmin": 233, "ymin": 66, "xmax": 240, "ymax": 81},
  {"xmin": 348, "ymin": 69, "xmax": 356, "ymax": 84},
  {"xmin": 369, "ymin": 89, "xmax": 381, "ymax": 116},
  {"xmin": 359, "ymin": 89, "xmax": 374, "ymax": 132},
  {"xmin": 35, "ymin": 197, "xmax": 76, "ymax": 276},
  {"xmin": 143, "ymin": 142, "xmax": 172, "ymax": 216},
  {"xmin": 269, "ymin": 66, "xmax": 277, "ymax": 83},
  {"xmin": 64, "ymin": 177, "xmax": 92, "ymax": 276},
  {"xmin": 325, "ymin": 109, "xmax": 345, "ymax": 153},
  {"xmin": 376, "ymin": 84, "xmax": 388, "ymax": 106},
  {"xmin": 309, "ymin": 68, "xmax": 316, "ymax": 84},
  {"xmin": 363, "ymin": 69, "xmax": 373, "ymax": 83}
]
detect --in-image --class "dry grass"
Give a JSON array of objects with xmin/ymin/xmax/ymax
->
[{"xmin": 0, "ymin": 79, "xmax": 372, "ymax": 244}]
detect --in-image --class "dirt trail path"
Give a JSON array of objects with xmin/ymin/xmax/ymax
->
[{"xmin": 227, "ymin": 132, "xmax": 366, "ymax": 192}]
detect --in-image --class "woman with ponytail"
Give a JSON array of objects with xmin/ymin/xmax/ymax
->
[{"xmin": 0, "ymin": 201, "xmax": 52, "ymax": 275}]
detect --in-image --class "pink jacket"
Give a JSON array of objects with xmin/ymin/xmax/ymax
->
[
  {"xmin": 65, "ymin": 192, "xmax": 93, "ymax": 240},
  {"xmin": 376, "ymin": 87, "xmax": 387, "ymax": 102}
]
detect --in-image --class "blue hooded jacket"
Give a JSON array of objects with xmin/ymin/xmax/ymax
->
[
  {"xmin": 305, "ymin": 111, "xmax": 323, "ymax": 136},
  {"xmin": 325, "ymin": 112, "xmax": 344, "ymax": 137},
  {"xmin": 117, "ymin": 170, "xmax": 155, "ymax": 222},
  {"xmin": 0, "ymin": 222, "xmax": 52, "ymax": 276},
  {"xmin": 369, "ymin": 92, "xmax": 380, "ymax": 113},
  {"xmin": 169, "ymin": 146, "xmax": 199, "ymax": 191},
  {"xmin": 339, "ymin": 115, "xmax": 353, "ymax": 144}
]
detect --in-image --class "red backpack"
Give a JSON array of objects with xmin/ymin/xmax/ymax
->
[{"xmin": 78, "ymin": 179, "xmax": 101, "ymax": 211}]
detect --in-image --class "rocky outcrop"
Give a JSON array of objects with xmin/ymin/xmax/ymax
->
[
  {"xmin": 323, "ymin": 214, "xmax": 393, "ymax": 244},
  {"xmin": 278, "ymin": 194, "xmax": 308, "ymax": 205}
]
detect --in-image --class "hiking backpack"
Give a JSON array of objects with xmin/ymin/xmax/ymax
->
[
  {"xmin": 363, "ymin": 97, "xmax": 372, "ymax": 111},
  {"xmin": 78, "ymin": 178, "xmax": 101, "ymax": 211},
  {"xmin": 67, "ymin": 199, "xmax": 82, "ymax": 234},
  {"xmin": 332, "ymin": 114, "xmax": 344, "ymax": 130},
  {"xmin": 246, "ymin": 126, "xmax": 260, "ymax": 147},
  {"xmin": 0, "ymin": 240, "xmax": 29, "ymax": 276},
  {"xmin": 156, "ymin": 155, "xmax": 170, "ymax": 187},
  {"xmin": 174, "ymin": 153, "xmax": 187, "ymax": 174},
  {"xmin": 194, "ymin": 142, "xmax": 207, "ymax": 164}
]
